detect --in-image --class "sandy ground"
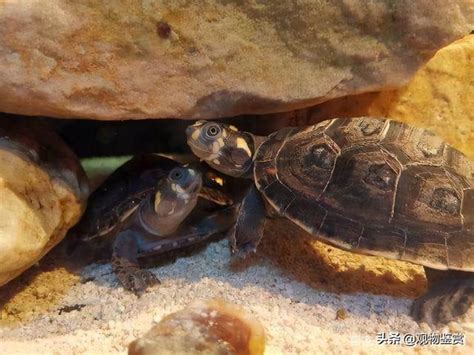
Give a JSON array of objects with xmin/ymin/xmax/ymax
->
[
  {"xmin": 0, "ymin": 217, "xmax": 471, "ymax": 355},
  {"xmin": 0, "ymin": 157, "xmax": 471, "ymax": 354}
]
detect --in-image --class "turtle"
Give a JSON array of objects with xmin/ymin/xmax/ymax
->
[
  {"xmin": 72, "ymin": 154, "xmax": 237, "ymax": 294},
  {"xmin": 186, "ymin": 117, "xmax": 474, "ymax": 328}
]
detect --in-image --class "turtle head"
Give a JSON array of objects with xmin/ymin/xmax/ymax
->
[
  {"xmin": 186, "ymin": 120, "xmax": 254, "ymax": 177},
  {"xmin": 153, "ymin": 165, "xmax": 202, "ymax": 229}
]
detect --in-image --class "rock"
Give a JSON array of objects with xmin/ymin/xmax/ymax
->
[
  {"xmin": 0, "ymin": 116, "xmax": 88, "ymax": 287},
  {"xmin": 129, "ymin": 299, "xmax": 265, "ymax": 355},
  {"xmin": 0, "ymin": 1, "xmax": 471, "ymax": 120},
  {"xmin": 367, "ymin": 34, "xmax": 474, "ymax": 159},
  {"xmin": 303, "ymin": 35, "xmax": 474, "ymax": 159}
]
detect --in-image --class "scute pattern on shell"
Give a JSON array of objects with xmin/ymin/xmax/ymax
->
[{"xmin": 254, "ymin": 117, "xmax": 474, "ymax": 271}]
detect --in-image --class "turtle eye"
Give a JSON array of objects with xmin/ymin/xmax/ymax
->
[
  {"xmin": 206, "ymin": 124, "xmax": 221, "ymax": 138},
  {"xmin": 169, "ymin": 168, "xmax": 185, "ymax": 181}
]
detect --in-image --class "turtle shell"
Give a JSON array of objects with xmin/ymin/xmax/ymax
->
[
  {"xmin": 77, "ymin": 154, "xmax": 237, "ymax": 241},
  {"xmin": 254, "ymin": 117, "xmax": 474, "ymax": 271},
  {"xmin": 78, "ymin": 154, "xmax": 178, "ymax": 241}
]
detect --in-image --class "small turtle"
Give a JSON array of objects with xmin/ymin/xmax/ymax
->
[
  {"xmin": 73, "ymin": 154, "xmax": 236, "ymax": 293},
  {"xmin": 186, "ymin": 117, "xmax": 474, "ymax": 327}
]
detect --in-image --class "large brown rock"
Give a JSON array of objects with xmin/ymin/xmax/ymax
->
[
  {"xmin": 303, "ymin": 35, "xmax": 474, "ymax": 159},
  {"xmin": 366, "ymin": 35, "xmax": 474, "ymax": 159},
  {"xmin": 0, "ymin": 117, "xmax": 89, "ymax": 287},
  {"xmin": 0, "ymin": 1, "xmax": 472, "ymax": 120}
]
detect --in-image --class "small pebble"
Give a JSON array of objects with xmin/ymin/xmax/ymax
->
[
  {"xmin": 129, "ymin": 299, "xmax": 265, "ymax": 355},
  {"xmin": 156, "ymin": 21, "xmax": 171, "ymax": 39},
  {"xmin": 336, "ymin": 308, "xmax": 348, "ymax": 320}
]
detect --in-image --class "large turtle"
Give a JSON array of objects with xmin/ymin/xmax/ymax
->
[
  {"xmin": 72, "ymin": 154, "xmax": 237, "ymax": 294},
  {"xmin": 186, "ymin": 117, "xmax": 474, "ymax": 327}
]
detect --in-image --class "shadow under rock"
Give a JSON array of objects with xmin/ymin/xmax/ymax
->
[{"xmin": 258, "ymin": 218, "xmax": 427, "ymax": 299}]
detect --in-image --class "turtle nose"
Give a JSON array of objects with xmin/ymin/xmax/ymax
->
[
  {"xmin": 189, "ymin": 171, "xmax": 203, "ymax": 192},
  {"xmin": 185, "ymin": 125, "xmax": 195, "ymax": 138}
]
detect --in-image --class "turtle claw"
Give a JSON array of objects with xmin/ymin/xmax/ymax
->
[
  {"xmin": 112, "ymin": 257, "xmax": 160, "ymax": 295},
  {"xmin": 411, "ymin": 278, "xmax": 474, "ymax": 328},
  {"xmin": 117, "ymin": 268, "xmax": 161, "ymax": 295},
  {"xmin": 231, "ymin": 241, "xmax": 257, "ymax": 259}
]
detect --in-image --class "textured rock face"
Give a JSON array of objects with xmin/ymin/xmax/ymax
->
[
  {"xmin": 304, "ymin": 35, "xmax": 474, "ymax": 159},
  {"xmin": 367, "ymin": 35, "xmax": 474, "ymax": 159},
  {"xmin": 0, "ymin": 1, "xmax": 472, "ymax": 120},
  {"xmin": 0, "ymin": 118, "xmax": 88, "ymax": 287}
]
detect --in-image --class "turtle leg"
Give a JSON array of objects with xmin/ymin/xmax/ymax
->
[
  {"xmin": 112, "ymin": 230, "xmax": 160, "ymax": 295},
  {"xmin": 411, "ymin": 267, "xmax": 474, "ymax": 327},
  {"xmin": 229, "ymin": 185, "xmax": 267, "ymax": 258}
]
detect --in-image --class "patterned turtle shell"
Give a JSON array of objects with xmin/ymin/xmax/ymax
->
[
  {"xmin": 78, "ymin": 154, "xmax": 235, "ymax": 242},
  {"xmin": 78, "ymin": 155, "xmax": 178, "ymax": 241},
  {"xmin": 254, "ymin": 117, "xmax": 474, "ymax": 271}
]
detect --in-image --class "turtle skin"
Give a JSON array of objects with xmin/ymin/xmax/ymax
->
[
  {"xmin": 251, "ymin": 117, "xmax": 473, "ymax": 327},
  {"xmin": 78, "ymin": 154, "xmax": 178, "ymax": 242},
  {"xmin": 72, "ymin": 154, "xmax": 237, "ymax": 294}
]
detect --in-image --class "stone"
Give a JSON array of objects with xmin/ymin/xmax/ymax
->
[
  {"xmin": 302, "ymin": 35, "xmax": 474, "ymax": 159},
  {"xmin": 0, "ymin": 116, "xmax": 88, "ymax": 287},
  {"xmin": 367, "ymin": 35, "xmax": 474, "ymax": 159},
  {"xmin": 129, "ymin": 299, "xmax": 265, "ymax": 355},
  {"xmin": 0, "ymin": 1, "xmax": 472, "ymax": 120}
]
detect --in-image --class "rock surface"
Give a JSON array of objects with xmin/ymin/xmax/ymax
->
[
  {"xmin": 0, "ymin": 117, "xmax": 88, "ymax": 287},
  {"xmin": 302, "ymin": 35, "xmax": 474, "ymax": 159},
  {"xmin": 0, "ymin": 1, "xmax": 472, "ymax": 120},
  {"xmin": 129, "ymin": 299, "xmax": 265, "ymax": 355}
]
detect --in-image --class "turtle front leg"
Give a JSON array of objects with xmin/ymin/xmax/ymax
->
[
  {"xmin": 112, "ymin": 231, "xmax": 160, "ymax": 295},
  {"xmin": 229, "ymin": 185, "xmax": 267, "ymax": 258},
  {"xmin": 411, "ymin": 267, "xmax": 474, "ymax": 328}
]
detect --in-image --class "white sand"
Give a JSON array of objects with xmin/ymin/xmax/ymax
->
[{"xmin": 0, "ymin": 222, "xmax": 471, "ymax": 355}]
